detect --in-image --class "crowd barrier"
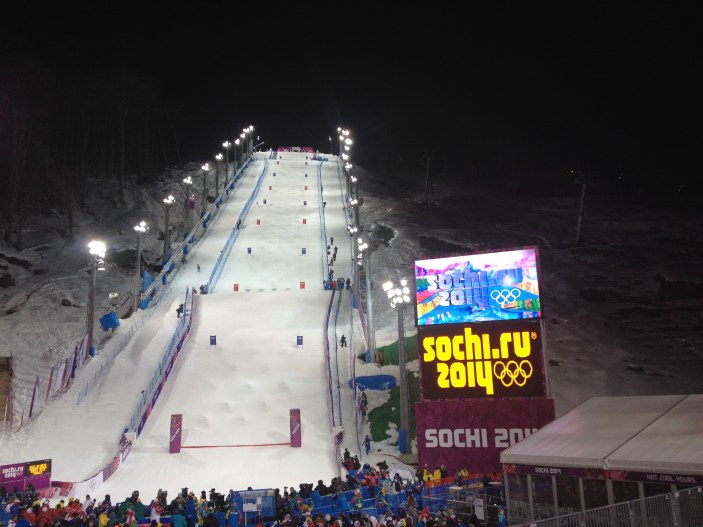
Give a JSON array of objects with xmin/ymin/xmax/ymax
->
[
  {"xmin": 208, "ymin": 160, "xmax": 267, "ymax": 294},
  {"xmin": 316, "ymin": 161, "xmax": 329, "ymax": 286},
  {"xmin": 323, "ymin": 289, "xmax": 338, "ymax": 432}
]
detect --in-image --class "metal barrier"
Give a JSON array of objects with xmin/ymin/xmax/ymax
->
[{"xmin": 508, "ymin": 484, "xmax": 703, "ymax": 527}]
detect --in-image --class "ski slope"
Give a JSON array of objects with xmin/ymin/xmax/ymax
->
[{"xmin": 1, "ymin": 151, "xmax": 363, "ymax": 502}]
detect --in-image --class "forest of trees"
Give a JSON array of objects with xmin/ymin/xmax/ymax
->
[{"xmin": 0, "ymin": 58, "xmax": 186, "ymax": 248}]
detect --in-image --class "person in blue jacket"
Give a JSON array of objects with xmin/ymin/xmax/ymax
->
[{"xmin": 171, "ymin": 507, "xmax": 187, "ymax": 527}]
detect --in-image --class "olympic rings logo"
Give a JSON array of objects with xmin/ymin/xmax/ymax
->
[
  {"xmin": 490, "ymin": 288, "xmax": 522, "ymax": 304},
  {"xmin": 493, "ymin": 360, "xmax": 533, "ymax": 387}
]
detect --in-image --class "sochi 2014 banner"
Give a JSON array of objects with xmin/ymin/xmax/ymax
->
[
  {"xmin": 418, "ymin": 319, "xmax": 546, "ymax": 400},
  {"xmin": 416, "ymin": 398, "xmax": 555, "ymax": 475},
  {"xmin": 414, "ymin": 246, "xmax": 542, "ymax": 327},
  {"xmin": 0, "ymin": 459, "xmax": 52, "ymax": 491}
]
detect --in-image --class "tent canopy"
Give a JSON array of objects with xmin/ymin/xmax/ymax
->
[{"xmin": 500, "ymin": 394, "xmax": 703, "ymax": 475}]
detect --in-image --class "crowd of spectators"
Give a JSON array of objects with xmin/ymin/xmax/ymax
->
[{"xmin": 1, "ymin": 460, "xmax": 503, "ymax": 527}]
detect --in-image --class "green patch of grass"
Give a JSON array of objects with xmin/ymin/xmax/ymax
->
[
  {"xmin": 365, "ymin": 336, "xmax": 421, "ymax": 444},
  {"xmin": 377, "ymin": 335, "xmax": 419, "ymax": 365}
]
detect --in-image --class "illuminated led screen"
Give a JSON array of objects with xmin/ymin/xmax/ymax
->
[
  {"xmin": 415, "ymin": 246, "xmax": 542, "ymax": 326},
  {"xmin": 418, "ymin": 319, "xmax": 546, "ymax": 400}
]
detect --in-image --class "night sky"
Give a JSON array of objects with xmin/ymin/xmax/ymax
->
[{"xmin": 2, "ymin": 6, "xmax": 699, "ymax": 195}]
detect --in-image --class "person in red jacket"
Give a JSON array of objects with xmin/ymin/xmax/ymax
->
[
  {"xmin": 37, "ymin": 500, "xmax": 54, "ymax": 527},
  {"xmin": 23, "ymin": 506, "xmax": 38, "ymax": 527},
  {"xmin": 366, "ymin": 470, "xmax": 378, "ymax": 499}
]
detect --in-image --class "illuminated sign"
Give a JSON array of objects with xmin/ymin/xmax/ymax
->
[
  {"xmin": 414, "ymin": 246, "xmax": 542, "ymax": 326},
  {"xmin": 419, "ymin": 319, "xmax": 545, "ymax": 399},
  {"xmin": 26, "ymin": 460, "xmax": 51, "ymax": 476}
]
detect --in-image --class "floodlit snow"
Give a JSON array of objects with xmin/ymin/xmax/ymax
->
[
  {"xmin": 0, "ymin": 151, "xmax": 412, "ymax": 503},
  {"xmin": 1, "ymin": 148, "xmax": 701, "ymax": 505}
]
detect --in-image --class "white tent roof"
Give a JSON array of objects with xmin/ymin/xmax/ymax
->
[{"xmin": 500, "ymin": 394, "xmax": 703, "ymax": 475}]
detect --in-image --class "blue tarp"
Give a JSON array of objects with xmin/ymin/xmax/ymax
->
[
  {"xmin": 99, "ymin": 311, "xmax": 120, "ymax": 331},
  {"xmin": 143, "ymin": 270, "xmax": 155, "ymax": 289},
  {"xmin": 351, "ymin": 375, "xmax": 397, "ymax": 390},
  {"xmin": 161, "ymin": 248, "xmax": 172, "ymax": 266}
]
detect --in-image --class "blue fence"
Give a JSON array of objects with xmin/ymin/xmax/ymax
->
[{"xmin": 208, "ymin": 160, "xmax": 268, "ymax": 293}]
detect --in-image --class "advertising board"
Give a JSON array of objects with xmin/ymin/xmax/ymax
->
[
  {"xmin": 415, "ymin": 247, "xmax": 541, "ymax": 326},
  {"xmin": 417, "ymin": 398, "xmax": 555, "ymax": 475},
  {"xmin": 419, "ymin": 319, "xmax": 546, "ymax": 399}
]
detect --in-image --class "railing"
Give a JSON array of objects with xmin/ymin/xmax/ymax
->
[
  {"xmin": 207, "ymin": 160, "xmax": 267, "ymax": 293},
  {"xmin": 508, "ymin": 484, "xmax": 703, "ymax": 527}
]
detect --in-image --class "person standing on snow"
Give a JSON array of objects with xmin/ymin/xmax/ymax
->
[{"xmin": 340, "ymin": 335, "xmax": 347, "ymax": 347}]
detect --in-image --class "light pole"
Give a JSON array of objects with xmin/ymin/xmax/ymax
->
[
  {"xmin": 329, "ymin": 136, "xmax": 332, "ymax": 154},
  {"xmin": 222, "ymin": 141, "xmax": 231, "ymax": 183},
  {"xmin": 349, "ymin": 196, "xmax": 360, "ymax": 228},
  {"xmin": 248, "ymin": 125, "xmax": 254, "ymax": 156},
  {"xmin": 162, "ymin": 195, "xmax": 175, "ymax": 260},
  {"xmin": 383, "ymin": 278, "xmax": 412, "ymax": 454},
  {"xmin": 357, "ymin": 237, "xmax": 376, "ymax": 364},
  {"xmin": 239, "ymin": 133, "xmax": 246, "ymax": 164},
  {"xmin": 215, "ymin": 153, "xmax": 223, "ymax": 197},
  {"xmin": 234, "ymin": 138, "xmax": 241, "ymax": 173},
  {"xmin": 201, "ymin": 163, "xmax": 210, "ymax": 210},
  {"xmin": 182, "ymin": 176, "xmax": 193, "ymax": 238},
  {"xmin": 133, "ymin": 221, "xmax": 148, "ymax": 314},
  {"xmin": 242, "ymin": 128, "xmax": 249, "ymax": 160},
  {"xmin": 87, "ymin": 240, "xmax": 106, "ymax": 358},
  {"xmin": 243, "ymin": 126, "xmax": 254, "ymax": 159},
  {"xmin": 337, "ymin": 127, "xmax": 349, "ymax": 157},
  {"xmin": 345, "ymin": 162, "xmax": 353, "ymax": 197},
  {"xmin": 350, "ymin": 174, "xmax": 358, "ymax": 201}
]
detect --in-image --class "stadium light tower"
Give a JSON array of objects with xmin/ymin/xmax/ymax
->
[
  {"xmin": 182, "ymin": 176, "xmax": 193, "ymax": 238},
  {"xmin": 349, "ymin": 196, "xmax": 360, "ymax": 229},
  {"xmin": 201, "ymin": 163, "xmax": 210, "ymax": 209},
  {"xmin": 162, "ymin": 195, "xmax": 175, "ymax": 260},
  {"xmin": 222, "ymin": 141, "xmax": 231, "ymax": 182},
  {"xmin": 345, "ymin": 162, "xmax": 353, "ymax": 197},
  {"xmin": 350, "ymin": 173, "xmax": 358, "ymax": 200},
  {"xmin": 234, "ymin": 138, "xmax": 241, "ymax": 173},
  {"xmin": 357, "ymin": 237, "xmax": 377, "ymax": 364},
  {"xmin": 87, "ymin": 240, "xmax": 107, "ymax": 358},
  {"xmin": 383, "ymin": 277, "xmax": 412, "ymax": 453},
  {"xmin": 337, "ymin": 127, "xmax": 350, "ymax": 157},
  {"xmin": 132, "ymin": 221, "xmax": 148, "ymax": 314},
  {"xmin": 243, "ymin": 127, "xmax": 251, "ymax": 159},
  {"xmin": 215, "ymin": 153, "xmax": 223, "ymax": 197}
]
